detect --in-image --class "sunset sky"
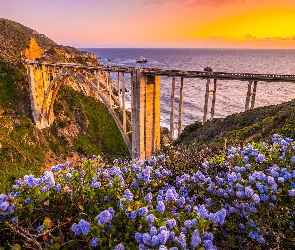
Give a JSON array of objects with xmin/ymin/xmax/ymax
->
[{"xmin": 1, "ymin": 0, "xmax": 295, "ymax": 48}]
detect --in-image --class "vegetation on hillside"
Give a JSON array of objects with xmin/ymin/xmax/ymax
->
[
  {"xmin": 0, "ymin": 136, "xmax": 294, "ymax": 249},
  {"xmin": 0, "ymin": 59, "xmax": 129, "ymax": 193},
  {"xmin": 0, "ymin": 18, "xmax": 98, "ymax": 65},
  {"xmin": 24, "ymin": 37, "xmax": 43, "ymax": 59},
  {"xmin": 179, "ymin": 99, "xmax": 295, "ymax": 147}
]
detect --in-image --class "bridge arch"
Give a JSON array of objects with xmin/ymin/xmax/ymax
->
[
  {"xmin": 27, "ymin": 63, "xmax": 161, "ymax": 159},
  {"xmin": 27, "ymin": 65, "xmax": 132, "ymax": 154}
]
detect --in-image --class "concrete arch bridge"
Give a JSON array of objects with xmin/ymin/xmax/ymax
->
[
  {"xmin": 26, "ymin": 62, "xmax": 160, "ymax": 159},
  {"xmin": 26, "ymin": 62, "xmax": 295, "ymax": 159}
]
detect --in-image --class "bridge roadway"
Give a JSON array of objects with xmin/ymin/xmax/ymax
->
[
  {"xmin": 39, "ymin": 62, "xmax": 295, "ymax": 82},
  {"xmin": 27, "ymin": 61, "xmax": 295, "ymax": 159}
]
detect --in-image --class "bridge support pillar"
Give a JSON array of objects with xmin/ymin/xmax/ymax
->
[
  {"xmin": 245, "ymin": 80, "xmax": 258, "ymax": 111},
  {"xmin": 27, "ymin": 65, "xmax": 43, "ymax": 128},
  {"xmin": 203, "ymin": 79, "xmax": 218, "ymax": 124},
  {"xmin": 131, "ymin": 69, "xmax": 160, "ymax": 159}
]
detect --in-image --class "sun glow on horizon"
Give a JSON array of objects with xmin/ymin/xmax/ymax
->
[{"xmin": 196, "ymin": 8, "xmax": 295, "ymax": 38}]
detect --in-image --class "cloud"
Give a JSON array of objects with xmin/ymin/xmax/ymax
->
[{"xmin": 195, "ymin": 35, "xmax": 295, "ymax": 47}]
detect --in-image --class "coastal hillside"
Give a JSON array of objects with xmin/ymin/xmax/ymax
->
[
  {"xmin": 0, "ymin": 20, "xmax": 129, "ymax": 192},
  {"xmin": 170, "ymin": 98, "xmax": 295, "ymax": 173},
  {"xmin": 179, "ymin": 99, "xmax": 295, "ymax": 146},
  {"xmin": 0, "ymin": 18, "xmax": 97, "ymax": 65}
]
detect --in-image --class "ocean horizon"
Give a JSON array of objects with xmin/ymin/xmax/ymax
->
[{"xmin": 80, "ymin": 48, "xmax": 295, "ymax": 128}]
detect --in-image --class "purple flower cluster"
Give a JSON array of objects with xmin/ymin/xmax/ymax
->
[
  {"xmin": 1, "ymin": 136, "xmax": 294, "ymax": 249},
  {"xmin": 0, "ymin": 194, "xmax": 15, "ymax": 216},
  {"xmin": 71, "ymin": 219, "xmax": 91, "ymax": 235},
  {"xmin": 96, "ymin": 207, "xmax": 115, "ymax": 225}
]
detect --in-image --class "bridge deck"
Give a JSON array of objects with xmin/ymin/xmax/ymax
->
[{"xmin": 34, "ymin": 62, "xmax": 295, "ymax": 82}]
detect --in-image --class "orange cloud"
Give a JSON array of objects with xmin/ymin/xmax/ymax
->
[{"xmin": 193, "ymin": 35, "xmax": 295, "ymax": 48}]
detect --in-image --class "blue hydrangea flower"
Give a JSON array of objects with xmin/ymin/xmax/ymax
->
[
  {"xmin": 213, "ymin": 209, "xmax": 226, "ymax": 225},
  {"xmin": 135, "ymin": 232, "xmax": 143, "ymax": 244},
  {"xmin": 288, "ymin": 189, "xmax": 295, "ymax": 196},
  {"xmin": 55, "ymin": 184, "xmax": 61, "ymax": 192},
  {"xmin": 91, "ymin": 181, "xmax": 101, "ymax": 188},
  {"xmin": 0, "ymin": 201, "xmax": 9, "ymax": 211},
  {"xmin": 138, "ymin": 207, "xmax": 148, "ymax": 216},
  {"xmin": 156, "ymin": 201, "xmax": 165, "ymax": 213},
  {"xmin": 144, "ymin": 192, "xmax": 153, "ymax": 202},
  {"xmin": 41, "ymin": 185, "xmax": 50, "ymax": 192},
  {"xmin": 165, "ymin": 188, "xmax": 176, "ymax": 203},
  {"xmin": 79, "ymin": 219, "xmax": 90, "ymax": 235},
  {"xmin": 158, "ymin": 230, "xmax": 169, "ymax": 244},
  {"xmin": 257, "ymin": 153, "xmax": 265, "ymax": 162},
  {"xmin": 202, "ymin": 232, "xmax": 214, "ymax": 241},
  {"xmin": 203, "ymin": 240, "xmax": 213, "ymax": 249},
  {"xmin": 146, "ymin": 214, "xmax": 155, "ymax": 223},
  {"xmin": 198, "ymin": 205, "xmax": 209, "ymax": 218},
  {"xmin": 36, "ymin": 225, "xmax": 44, "ymax": 233},
  {"xmin": 185, "ymin": 205, "xmax": 191, "ymax": 212},
  {"xmin": 184, "ymin": 219, "xmax": 196, "ymax": 228},
  {"xmin": 174, "ymin": 233, "xmax": 187, "ymax": 249},
  {"xmin": 191, "ymin": 229, "xmax": 201, "ymax": 248},
  {"xmin": 24, "ymin": 174, "xmax": 35, "ymax": 187},
  {"xmin": 11, "ymin": 216, "xmax": 18, "ymax": 224},
  {"xmin": 124, "ymin": 189, "xmax": 133, "ymax": 201},
  {"xmin": 176, "ymin": 197, "xmax": 186, "ymax": 208},
  {"xmin": 108, "ymin": 207, "xmax": 115, "ymax": 217},
  {"xmin": 166, "ymin": 218, "xmax": 176, "ymax": 229},
  {"xmin": 154, "ymin": 226, "xmax": 164, "ymax": 234},
  {"xmin": 159, "ymin": 245, "xmax": 167, "ymax": 250},
  {"xmin": 252, "ymin": 194, "xmax": 260, "ymax": 203},
  {"xmin": 151, "ymin": 235, "xmax": 159, "ymax": 245},
  {"xmin": 24, "ymin": 198, "xmax": 31, "ymax": 205},
  {"xmin": 245, "ymin": 187, "xmax": 254, "ymax": 197},
  {"xmin": 114, "ymin": 243, "xmax": 125, "ymax": 250},
  {"xmin": 142, "ymin": 233, "xmax": 151, "ymax": 244},
  {"xmin": 71, "ymin": 223, "xmax": 81, "ymax": 235},
  {"xmin": 96, "ymin": 210, "xmax": 113, "ymax": 225},
  {"xmin": 91, "ymin": 237, "xmax": 99, "ymax": 247},
  {"xmin": 236, "ymin": 191, "xmax": 245, "ymax": 199},
  {"xmin": 150, "ymin": 226, "xmax": 157, "ymax": 237},
  {"xmin": 181, "ymin": 227, "xmax": 187, "ymax": 234},
  {"xmin": 130, "ymin": 210, "xmax": 137, "ymax": 220},
  {"xmin": 260, "ymin": 194, "xmax": 269, "ymax": 201}
]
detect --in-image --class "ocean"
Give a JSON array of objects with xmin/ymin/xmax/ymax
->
[{"xmin": 81, "ymin": 48, "xmax": 295, "ymax": 128}]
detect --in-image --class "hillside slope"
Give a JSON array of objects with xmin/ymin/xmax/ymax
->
[
  {"xmin": 179, "ymin": 99, "xmax": 295, "ymax": 146},
  {"xmin": 0, "ymin": 18, "xmax": 97, "ymax": 65}
]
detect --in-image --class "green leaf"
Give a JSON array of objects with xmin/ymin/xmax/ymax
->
[
  {"xmin": 51, "ymin": 242, "xmax": 60, "ymax": 250},
  {"xmin": 10, "ymin": 245, "xmax": 21, "ymax": 250},
  {"xmin": 39, "ymin": 192, "xmax": 48, "ymax": 202}
]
